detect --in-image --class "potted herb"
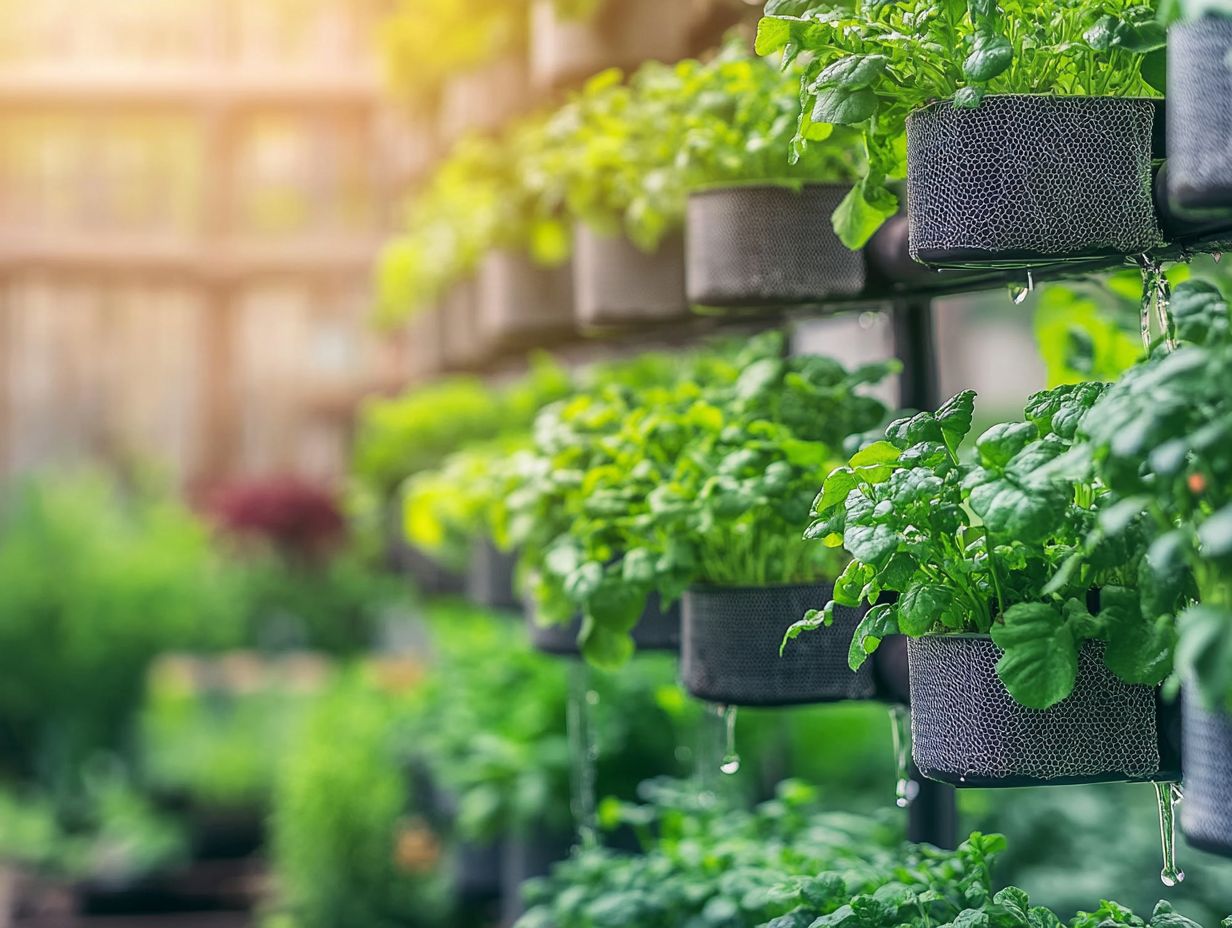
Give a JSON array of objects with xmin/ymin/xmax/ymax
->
[
  {"xmin": 796, "ymin": 385, "xmax": 1180, "ymax": 785},
  {"xmin": 1075, "ymin": 278, "xmax": 1232, "ymax": 855},
  {"xmin": 677, "ymin": 45, "xmax": 868, "ymax": 309},
  {"xmin": 1164, "ymin": 1, "xmax": 1232, "ymax": 213},
  {"xmin": 756, "ymin": 0, "xmax": 1167, "ymax": 264},
  {"xmin": 529, "ymin": 0, "xmax": 692, "ymax": 89}
]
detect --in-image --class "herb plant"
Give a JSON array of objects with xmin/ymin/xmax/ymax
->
[
  {"xmin": 793, "ymin": 384, "xmax": 1173, "ymax": 709},
  {"xmin": 755, "ymin": 0, "xmax": 1166, "ymax": 248}
]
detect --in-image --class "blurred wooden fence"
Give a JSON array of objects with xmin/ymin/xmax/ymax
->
[{"xmin": 0, "ymin": 0, "xmax": 411, "ymax": 487}]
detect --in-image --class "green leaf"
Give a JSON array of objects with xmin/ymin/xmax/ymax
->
[
  {"xmin": 811, "ymin": 85, "xmax": 878, "ymax": 126},
  {"xmin": 580, "ymin": 622, "xmax": 635, "ymax": 671},
  {"xmin": 968, "ymin": 477, "xmax": 1068, "ymax": 544},
  {"xmin": 813, "ymin": 54, "xmax": 888, "ymax": 90},
  {"xmin": 1101, "ymin": 585, "xmax": 1174, "ymax": 686},
  {"xmin": 991, "ymin": 602, "xmax": 1080, "ymax": 709},
  {"xmin": 1084, "ymin": 15, "xmax": 1116, "ymax": 51},
  {"xmin": 963, "ymin": 34, "xmax": 1012, "ymax": 82},
  {"xmin": 754, "ymin": 16, "xmax": 793, "ymax": 55},
  {"xmin": 1176, "ymin": 605, "xmax": 1232, "ymax": 711},
  {"xmin": 975, "ymin": 422, "xmax": 1037, "ymax": 472},
  {"xmin": 953, "ymin": 85, "xmax": 986, "ymax": 109},
  {"xmin": 814, "ymin": 467, "xmax": 858, "ymax": 515},
  {"xmin": 834, "ymin": 559, "xmax": 873, "ymax": 606},
  {"xmin": 1139, "ymin": 530, "xmax": 1193, "ymax": 620},
  {"xmin": 848, "ymin": 602, "xmax": 897, "ymax": 670},
  {"xmin": 832, "ymin": 178, "xmax": 898, "ymax": 250},
  {"xmin": 935, "ymin": 390, "xmax": 976, "ymax": 454},
  {"xmin": 1198, "ymin": 504, "xmax": 1232, "ymax": 561},
  {"xmin": 898, "ymin": 584, "xmax": 953, "ymax": 636},
  {"xmin": 844, "ymin": 522, "xmax": 900, "ymax": 567},
  {"xmin": 848, "ymin": 440, "xmax": 901, "ymax": 483}
]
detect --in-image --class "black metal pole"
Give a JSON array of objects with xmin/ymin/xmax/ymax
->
[{"xmin": 889, "ymin": 295, "xmax": 958, "ymax": 850}]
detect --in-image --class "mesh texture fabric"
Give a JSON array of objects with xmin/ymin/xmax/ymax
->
[
  {"xmin": 908, "ymin": 636, "xmax": 1162, "ymax": 785},
  {"xmin": 1181, "ymin": 696, "xmax": 1232, "ymax": 855},
  {"xmin": 907, "ymin": 95, "xmax": 1164, "ymax": 266},
  {"xmin": 680, "ymin": 583, "xmax": 874, "ymax": 707},
  {"xmin": 686, "ymin": 184, "xmax": 866, "ymax": 308},
  {"xmin": 465, "ymin": 538, "xmax": 520, "ymax": 612},
  {"xmin": 477, "ymin": 250, "xmax": 575, "ymax": 352},
  {"xmin": 527, "ymin": 593, "xmax": 681, "ymax": 656},
  {"xmin": 1168, "ymin": 21, "xmax": 1232, "ymax": 212},
  {"xmin": 573, "ymin": 224, "xmax": 689, "ymax": 328}
]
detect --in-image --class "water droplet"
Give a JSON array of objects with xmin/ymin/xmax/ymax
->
[
  {"xmin": 1008, "ymin": 282, "xmax": 1029, "ymax": 305},
  {"xmin": 1214, "ymin": 251, "xmax": 1223, "ymax": 263},
  {"xmin": 1154, "ymin": 781, "xmax": 1185, "ymax": 887},
  {"xmin": 1136, "ymin": 255, "xmax": 1177, "ymax": 354},
  {"xmin": 718, "ymin": 705, "xmax": 741, "ymax": 776},
  {"xmin": 567, "ymin": 663, "xmax": 600, "ymax": 847},
  {"xmin": 889, "ymin": 706, "xmax": 914, "ymax": 807}
]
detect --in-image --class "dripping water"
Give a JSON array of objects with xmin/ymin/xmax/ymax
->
[
  {"xmin": 566, "ymin": 662, "xmax": 600, "ymax": 848},
  {"xmin": 1007, "ymin": 271, "xmax": 1034, "ymax": 305},
  {"xmin": 1136, "ymin": 256, "xmax": 1177, "ymax": 354},
  {"xmin": 1154, "ymin": 781, "xmax": 1185, "ymax": 887},
  {"xmin": 719, "ymin": 705, "xmax": 741, "ymax": 776},
  {"xmin": 889, "ymin": 706, "xmax": 918, "ymax": 808},
  {"xmin": 1213, "ymin": 251, "xmax": 1223, "ymax": 263}
]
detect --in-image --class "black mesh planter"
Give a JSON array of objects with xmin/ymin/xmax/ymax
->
[
  {"xmin": 908, "ymin": 636, "xmax": 1178, "ymax": 787},
  {"xmin": 1181, "ymin": 695, "xmax": 1232, "ymax": 857},
  {"xmin": 529, "ymin": 0, "xmax": 690, "ymax": 89},
  {"xmin": 1168, "ymin": 19, "xmax": 1232, "ymax": 213},
  {"xmin": 465, "ymin": 537, "xmax": 520, "ymax": 612},
  {"xmin": 906, "ymin": 95, "xmax": 1165, "ymax": 268},
  {"xmin": 440, "ymin": 279, "xmax": 485, "ymax": 372},
  {"xmin": 680, "ymin": 583, "xmax": 875, "ymax": 707},
  {"xmin": 526, "ymin": 593, "xmax": 681, "ymax": 657},
  {"xmin": 477, "ymin": 250, "xmax": 576, "ymax": 355},
  {"xmin": 686, "ymin": 184, "xmax": 866, "ymax": 309},
  {"xmin": 573, "ymin": 224, "xmax": 690, "ymax": 330},
  {"xmin": 450, "ymin": 839, "xmax": 504, "ymax": 904}
]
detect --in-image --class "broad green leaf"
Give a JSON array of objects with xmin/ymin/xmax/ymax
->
[
  {"xmin": 812, "ymin": 54, "xmax": 888, "ymax": 90},
  {"xmin": 1101, "ymin": 584, "xmax": 1174, "ymax": 686},
  {"xmin": 1198, "ymin": 504, "xmax": 1232, "ymax": 561},
  {"xmin": 963, "ymin": 34, "xmax": 1012, "ymax": 82},
  {"xmin": 811, "ymin": 85, "xmax": 878, "ymax": 126},
  {"xmin": 844, "ymin": 522, "xmax": 900, "ymax": 566},
  {"xmin": 847, "ymin": 602, "xmax": 897, "ymax": 670},
  {"xmin": 754, "ymin": 16, "xmax": 794, "ymax": 55},
  {"xmin": 1139, "ymin": 530, "xmax": 1193, "ymax": 620},
  {"xmin": 898, "ymin": 584, "xmax": 953, "ymax": 636},
  {"xmin": 991, "ymin": 602, "xmax": 1080, "ymax": 709},
  {"xmin": 814, "ymin": 467, "xmax": 858, "ymax": 515},
  {"xmin": 1176, "ymin": 604, "xmax": 1232, "ymax": 711},
  {"xmin": 968, "ymin": 477, "xmax": 1068, "ymax": 544},
  {"xmin": 935, "ymin": 390, "xmax": 976, "ymax": 454},
  {"xmin": 975, "ymin": 422, "xmax": 1037, "ymax": 471},
  {"xmin": 831, "ymin": 178, "xmax": 898, "ymax": 250},
  {"xmin": 848, "ymin": 440, "xmax": 901, "ymax": 483}
]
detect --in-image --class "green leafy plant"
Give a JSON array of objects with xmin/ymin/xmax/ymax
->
[
  {"xmin": 794, "ymin": 383, "xmax": 1174, "ymax": 709},
  {"xmin": 1158, "ymin": 0, "xmax": 1232, "ymax": 22},
  {"xmin": 755, "ymin": 0, "xmax": 1166, "ymax": 248}
]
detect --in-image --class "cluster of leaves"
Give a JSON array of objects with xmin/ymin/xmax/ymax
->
[
  {"xmin": 404, "ymin": 604, "xmax": 697, "ymax": 843},
  {"xmin": 352, "ymin": 355, "xmax": 572, "ymax": 501},
  {"xmin": 1071, "ymin": 279, "xmax": 1232, "ymax": 711},
  {"xmin": 1158, "ymin": 0, "xmax": 1232, "ymax": 22},
  {"xmin": 794, "ymin": 382, "xmax": 1176, "ymax": 709},
  {"xmin": 503, "ymin": 334, "xmax": 893, "ymax": 668},
  {"xmin": 518, "ymin": 780, "xmax": 1196, "ymax": 928},
  {"xmin": 756, "ymin": 0, "xmax": 1166, "ymax": 248}
]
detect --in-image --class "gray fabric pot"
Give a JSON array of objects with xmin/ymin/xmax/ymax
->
[
  {"xmin": 572, "ymin": 224, "xmax": 689, "ymax": 329},
  {"xmin": 477, "ymin": 250, "xmax": 576, "ymax": 353},
  {"xmin": 906, "ymin": 95, "xmax": 1165, "ymax": 267},
  {"xmin": 908, "ymin": 636, "xmax": 1170, "ymax": 786},
  {"xmin": 529, "ymin": 0, "xmax": 691, "ymax": 89},
  {"xmin": 686, "ymin": 184, "xmax": 866, "ymax": 308},
  {"xmin": 526, "ymin": 593, "xmax": 681, "ymax": 657},
  {"xmin": 1181, "ymin": 694, "xmax": 1232, "ymax": 857},
  {"xmin": 1168, "ymin": 19, "xmax": 1232, "ymax": 213},
  {"xmin": 440, "ymin": 279, "xmax": 485, "ymax": 371},
  {"xmin": 465, "ymin": 537, "xmax": 520, "ymax": 612},
  {"xmin": 681, "ymin": 582, "xmax": 874, "ymax": 707}
]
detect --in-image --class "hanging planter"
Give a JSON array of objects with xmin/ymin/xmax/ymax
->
[
  {"xmin": 527, "ymin": 593, "xmax": 681, "ymax": 656},
  {"xmin": 1168, "ymin": 19, "xmax": 1232, "ymax": 213},
  {"xmin": 499, "ymin": 827, "xmax": 573, "ymax": 924},
  {"xmin": 529, "ymin": 0, "xmax": 691, "ymax": 90},
  {"xmin": 686, "ymin": 184, "xmax": 866, "ymax": 309},
  {"xmin": 466, "ymin": 537, "xmax": 520, "ymax": 612},
  {"xmin": 477, "ymin": 250, "xmax": 576, "ymax": 354},
  {"xmin": 450, "ymin": 839, "xmax": 504, "ymax": 904},
  {"xmin": 906, "ymin": 95, "xmax": 1165, "ymax": 268},
  {"xmin": 572, "ymin": 224, "xmax": 690, "ymax": 330},
  {"xmin": 1181, "ymin": 695, "xmax": 1232, "ymax": 857},
  {"xmin": 681, "ymin": 583, "xmax": 875, "ymax": 707},
  {"xmin": 439, "ymin": 58, "xmax": 531, "ymax": 144},
  {"xmin": 908, "ymin": 635, "xmax": 1177, "ymax": 787},
  {"xmin": 440, "ymin": 279, "xmax": 486, "ymax": 372}
]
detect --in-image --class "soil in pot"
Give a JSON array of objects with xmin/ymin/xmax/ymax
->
[
  {"xmin": 572, "ymin": 224, "xmax": 690, "ymax": 330},
  {"xmin": 686, "ymin": 184, "xmax": 866, "ymax": 309},
  {"xmin": 906, "ymin": 95, "xmax": 1165, "ymax": 268},
  {"xmin": 1168, "ymin": 19, "xmax": 1232, "ymax": 213},
  {"xmin": 477, "ymin": 250, "xmax": 576, "ymax": 354},
  {"xmin": 1180, "ymin": 693, "xmax": 1232, "ymax": 858},
  {"xmin": 526, "ymin": 593, "xmax": 681, "ymax": 657},
  {"xmin": 681, "ymin": 582, "xmax": 875, "ymax": 708},
  {"xmin": 529, "ymin": 0, "xmax": 691, "ymax": 89},
  {"xmin": 907, "ymin": 635, "xmax": 1176, "ymax": 787}
]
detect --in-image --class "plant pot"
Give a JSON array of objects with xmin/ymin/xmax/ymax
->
[
  {"xmin": 906, "ymin": 95, "xmax": 1165, "ymax": 267},
  {"xmin": 406, "ymin": 305, "xmax": 445, "ymax": 382},
  {"xmin": 466, "ymin": 537, "xmax": 520, "ymax": 612},
  {"xmin": 450, "ymin": 839, "xmax": 504, "ymax": 904},
  {"xmin": 477, "ymin": 250, "xmax": 576, "ymax": 354},
  {"xmin": 686, "ymin": 184, "xmax": 866, "ymax": 309},
  {"xmin": 1168, "ymin": 19, "xmax": 1232, "ymax": 213},
  {"xmin": 439, "ymin": 57, "xmax": 530, "ymax": 143},
  {"xmin": 500, "ymin": 827, "xmax": 573, "ymax": 924},
  {"xmin": 1180, "ymin": 694, "xmax": 1232, "ymax": 857},
  {"xmin": 389, "ymin": 532, "xmax": 465, "ymax": 598},
  {"xmin": 908, "ymin": 635, "xmax": 1176, "ymax": 787},
  {"xmin": 440, "ymin": 279, "xmax": 485, "ymax": 372},
  {"xmin": 526, "ymin": 593, "xmax": 681, "ymax": 656},
  {"xmin": 572, "ymin": 224, "xmax": 690, "ymax": 329},
  {"xmin": 529, "ymin": 0, "xmax": 692, "ymax": 89},
  {"xmin": 680, "ymin": 583, "xmax": 875, "ymax": 707}
]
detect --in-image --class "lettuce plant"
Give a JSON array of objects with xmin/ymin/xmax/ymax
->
[
  {"xmin": 795, "ymin": 384, "xmax": 1174, "ymax": 709},
  {"xmin": 756, "ymin": 0, "xmax": 1166, "ymax": 248}
]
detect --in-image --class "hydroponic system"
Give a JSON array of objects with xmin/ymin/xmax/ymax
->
[{"xmin": 359, "ymin": 0, "xmax": 1232, "ymax": 925}]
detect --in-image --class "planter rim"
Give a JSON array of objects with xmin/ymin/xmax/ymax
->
[
  {"xmin": 687, "ymin": 179, "xmax": 852, "ymax": 198},
  {"xmin": 686, "ymin": 579, "xmax": 837, "ymax": 595},
  {"xmin": 910, "ymin": 92, "xmax": 1163, "ymax": 118}
]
